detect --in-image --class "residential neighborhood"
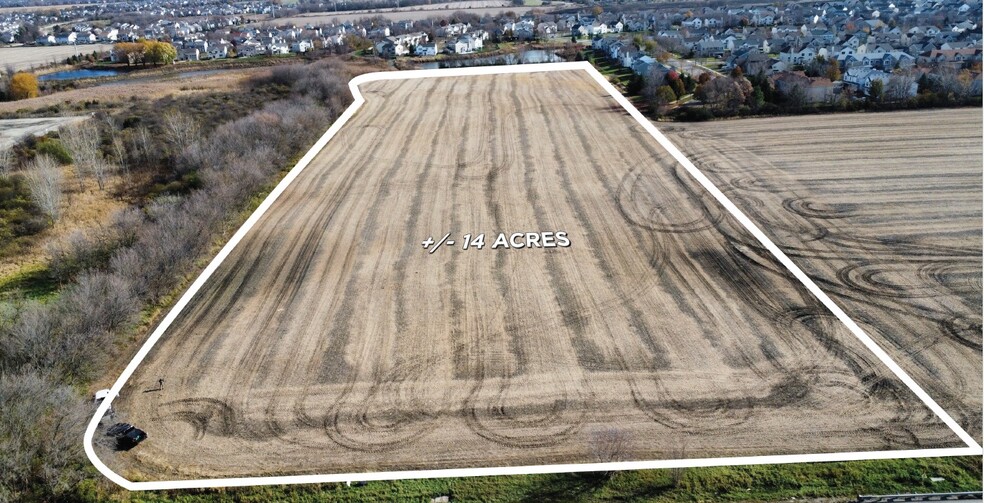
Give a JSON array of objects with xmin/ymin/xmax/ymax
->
[{"xmin": 0, "ymin": 0, "xmax": 980, "ymax": 106}]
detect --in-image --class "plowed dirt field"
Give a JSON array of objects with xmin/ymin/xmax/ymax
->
[
  {"xmin": 663, "ymin": 109, "xmax": 982, "ymax": 442},
  {"xmin": 100, "ymin": 71, "xmax": 969, "ymax": 480}
]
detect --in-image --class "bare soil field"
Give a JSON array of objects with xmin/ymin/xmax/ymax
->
[
  {"xmin": 0, "ymin": 45, "xmax": 114, "ymax": 72},
  {"xmin": 663, "ymin": 109, "xmax": 983, "ymax": 442},
  {"xmin": 0, "ymin": 3, "xmax": 89, "ymax": 13},
  {"xmin": 100, "ymin": 71, "xmax": 964, "ymax": 480}
]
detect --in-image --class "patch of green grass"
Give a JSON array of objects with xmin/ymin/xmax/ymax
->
[
  {"xmin": 0, "ymin": 263, "xmax": 59, "ymax": 302},
  {"xmin": 582, "ymin": 50, "xmax": 634, "ymax": 88},
  {"xmin": 0, "ymin": 174, "xmax": 51, "ymax": 260},
  {"xmin": 120, "ymin": 457, "xmax": 981, "ymax": 503}
]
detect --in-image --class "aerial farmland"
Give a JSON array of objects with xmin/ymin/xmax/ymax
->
[
  {"xmin": 91, "ymin": 68, "xmax": 974, "ymax": 482},
  {"xmin": 0, "ymin": 44, "xmax": 114, "ymax": 72},
  {"xmin": 663, "ymin": 110, "xmax": 983, "ymax": 442}
]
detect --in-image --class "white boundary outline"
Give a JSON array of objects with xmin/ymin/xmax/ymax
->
[{"xmin": 83, "ymin": 61, "xmax": 982, "ymax": 491}]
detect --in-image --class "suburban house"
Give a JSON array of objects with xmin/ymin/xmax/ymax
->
[
  {"xmin": 537, "ymin": 22, "xmax": 558, "ymax": 36},
  {"xmin": 237, "ymin": 40, "xmax": 264, "ymax": 57},
  {"xmin": 447, "ymin": 33, "xmax": 483, "ymax": 54},
  {"xmin": 208, "ymin": 40, "xmax": 231, "ymax": 59},
  {"xmin": 375, "ymin": 39, "xmax": 409, "ymax": 57},
  {"xmin": 374, "ymin": 32, "xmax": 428, "ymax": 58},
  {"xmin": 268, "ymin": 41, "xmax": 290, "ymax": 55},
  {"xmin": 842, "ymin": 67, "xmax": 892, "ymax": 95},
  {"xmin": 179, "ymin": 47, "xmax": 200, "ymax": 61},
  {"xmin": 290, "ymin": 40, "xmax": 312, "ymax": 53},
  {"xmin": 437, "ymin": 23, "xmax": 469, "ymax": 38},
  {"xmin": 770, "ymin": 71, "xmax": 834, "ymax": 102},
  {"xmin": 415, "ymin": 43, "xmax": 438, "ymax": 56}
]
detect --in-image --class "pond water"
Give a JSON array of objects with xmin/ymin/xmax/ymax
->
[
  {"xmin": 99, "ymin": 68, "xmax": 228, "ymax": 87},
  {"xmin": 39, "ymin": 69, "xmax": 120, "ymax": 81},
  {"xmin": 418, "ymin": 49, "xmax": 564, "ymax": 69}
]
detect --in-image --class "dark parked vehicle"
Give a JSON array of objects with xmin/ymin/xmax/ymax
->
[{"xmin": 106, "ymin": 422, "xmax": 147, "ymax": 449}]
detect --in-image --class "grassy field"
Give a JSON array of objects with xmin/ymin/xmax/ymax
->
[
  {"xmin": 0, "ymin": 66, "xmax": 279, "ymax": 117},
  {"xmin": 86, "ymin": 457, "xmax": 981, "ymax": 501}
]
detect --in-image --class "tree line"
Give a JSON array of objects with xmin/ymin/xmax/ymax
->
[
  {"xmin": 664, "ymin": 62, "xmax": 981, "ymax": 121},
  {"xmin": 0, "ymin": 58, "xmax": 355, "ymax": 501},
  {"xmin": 112, "ymin": 40, "xmax": 177, "ymax": 66}
]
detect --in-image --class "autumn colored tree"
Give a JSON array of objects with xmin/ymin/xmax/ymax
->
[
  {"xmin": 113, "ymin": 42, "xmax": 145, "ymax": 65},
  {"xmin": 10, "ymin": 72, "xmax": 38, "ymax": 100},
  {"xmin": 143, "ymin": 40, "xmax": 177, "ymax": 65}
]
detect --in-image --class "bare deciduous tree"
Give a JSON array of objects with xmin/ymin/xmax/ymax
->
[
  {"xmin": 0, "ymin": 370, "xmax": 91, "ymax": 500},
  {"xmin": 111, "ymin": 136, "xmax": 128, "ymax": 181},
  {"xmin": 587, "ymin": 426, "xmax": 631, "ymax": 480},
  {"xmin": 101, "ymin": 114, "xmax": 129, "ymax": 183},
  {"xmin": 589, "ymin": 426, "xmax": 630, "ymax": 463},
  {"xmin": 885, "ymin": 73, "xmax": 917, "ymax": 102},
  {"xmin": 0, "ymin": 146, "xmax": 12, "ymax": 176},
  {"xmin": 61, "ymin": 121, "xmax": 102, "ymax": 190},
  {"xmin": 90, "ymin": 156, "xmax": 116, "ymax": 191},
  {"xmin": 131, "ymin": 124, "xmax": 155, "ymax": 164},
  {"xmin": 161, "ymin": 110, "xmax": 200, "ymax": 160},
  {"xmin": 24, "ymin": 154, "xmax": 62, "ymax": 221},
  {"xmin": 670, "ymin": 441, "xmax": 689, "ymax": 487},
  {"xmin": 59, "ymin": 271, "xmax": 137, "ymax": 337}
]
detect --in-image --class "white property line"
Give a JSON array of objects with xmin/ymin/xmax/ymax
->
[{"xmin": 83, "ymin": 61, "xmax": 982, "ymax": 492}]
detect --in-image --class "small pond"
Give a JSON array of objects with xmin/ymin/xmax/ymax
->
[
  {"xmin": 418, "ymin": 49, "xmax": 564, "ymax": 69},
  {"xmin": 39, "ymin": 69, "xmax": 120, "ymax": 81}
]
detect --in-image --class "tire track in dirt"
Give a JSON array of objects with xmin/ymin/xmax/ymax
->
[
  {"xmin": 667, "ymin": 111, "xmax": 982, "ymax": 440},
  {"xmin": 480, "ymin": 75, "xmax": 530, "ymax": 381},
  {"xmin": 549, "ymin": 78, "xmax": 675, "ymax": 369},
  {"xmin": 143, "ymin": 93, "xmax": 397, "ymax": 448},
  {"xmin": 111, "ymin": 75, "xmax": 968, "ymax": 479},
  {"xmin": 318, "ymin": 78, "xmax": 448, "ymax": 452},
  {"xmin": 554, "ymin": 74, "xmax": 922, "ymax": 437},
  {"xmin": 238, "ymin": 80, "xmax": 439, "ymax": 450},
  {"xmin": 548, "ymin": 77, "xmax": 763, "ymax": 432},
  {"xmin": 464, "ymin": 74, "xmax": 589, "ymax": 449}
]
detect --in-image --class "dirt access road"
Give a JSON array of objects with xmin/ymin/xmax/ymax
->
[
  {"xmin": 663, "ymin": 109, "xmax": 983, "ymax": 443},
  {"xmin": 0, "ymin": 116, "xmax": 86, "ymax": 149},
  {"xmin": 102, "ymin": 70, "xmax": 964, "ymax": 480}
]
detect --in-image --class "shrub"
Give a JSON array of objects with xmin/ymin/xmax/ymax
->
[
  {"xmin": 9, "ymin": 72, "xmax": 39, "ymax": 100},
  {"xmin": 0, "ymin": 174, "xmax": 49, "ymax": 256},
  {"xmin": 34, "ymin": 138, "xmax": 73, "ymax": 165}
]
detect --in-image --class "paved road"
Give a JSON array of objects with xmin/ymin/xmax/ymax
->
[
  {"xmin": 0, "ymin": 116, "xmax": 88, "ymax": 149},
  {"xmin": 667, "ymin": 56, "xmax": 724, "ymax": 78}
]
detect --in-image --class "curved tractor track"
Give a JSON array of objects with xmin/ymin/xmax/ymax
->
[
  {"xmin": 104, "ymin": 72, "xmax": 965, "ymax": 480},
  {"xmin": 664, "ymin": 109, "xmax": 983, "ymax": 443}
]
